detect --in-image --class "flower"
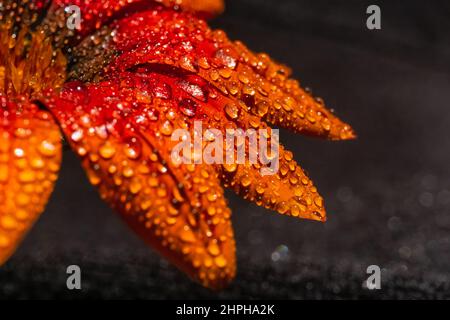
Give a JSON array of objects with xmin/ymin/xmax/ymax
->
[{"xmin": 0, "ymin": 0, "xmax": 355, "ymax": 289}]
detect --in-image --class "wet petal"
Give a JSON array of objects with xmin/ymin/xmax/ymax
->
[
  {"xmin": 46, "ymin": 79, "xmax": 236, "ymax": 289},
  {"xmin": 105, "ymin": 8, "xmax": 354, "ymax": 140},
  {"xmin": 217, "ymin": 118, "xmax": 326, "ymax": 222},
  {"xmin": 0, "ymin": 98, "xmax": 62, "ymax": 264}
]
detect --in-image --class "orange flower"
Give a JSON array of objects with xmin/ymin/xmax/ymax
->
[{"xmin": 0, "ymin": 0, "xmax": 354, "ymax": 289}]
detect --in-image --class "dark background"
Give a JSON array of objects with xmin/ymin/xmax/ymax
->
[{"xmin": 1, "ymin": 0, "xmax": 450, "ymax": 299}]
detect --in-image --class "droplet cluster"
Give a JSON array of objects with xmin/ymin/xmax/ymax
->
[
  {"xmin": 0, "ymin": 100, "xmax": 62, "ymax": 264},
  {"xmin": 47, "ymin": 75, "xmax": 238, "ymax": 288},
  {"xmin": 107, "ymin": 8, "xmax": 355, "ymax": 140},
  {"xmin": 0, "ymin": 0, "xmax": 355, "ymax": 289}
]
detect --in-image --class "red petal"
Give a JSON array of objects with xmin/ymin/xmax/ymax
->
[{"xmin": 106, "ymin": 8, "xmax": 355, "ymax": 140}]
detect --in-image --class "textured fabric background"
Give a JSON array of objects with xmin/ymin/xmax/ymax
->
[{"xmin": 1, "ymin": 0, "xmax": 450, "ymax": 299}]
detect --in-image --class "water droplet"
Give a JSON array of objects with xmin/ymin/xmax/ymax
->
[
  {"xmin": 18, "ymin": 170, "xmax": 35, "ymax": 183},
  {"xmin": 314, "ymin": 197, "xmax": 323, "ymax": 208},
  {"xmin": 123, "ymin": 167, "xmax": 134, "ymax": 178},
  {"xmin": 291, "ymin": 205, "xmax": 300, "ymax": 217},
  {"xmin": 179, "ymin": 56, "xmax": 197, "ymax": 72},
  {"xmin": 88, "ymin": 170, "xmax": 101, "ymax": 186},
  {"xmin": 256, "ymin": 101, "xmax": 269, "ymax": 117},
  {"xmin": 225, "ymin": 104, "xmax": 239, "ymax": 120},
  {"xmin": 1, "ymin": 216, "xmax": 18, "ymax": 230},
  {"xmin": 207, "ymin": 242, "xmax": 221, "ymax": 256},
  {"xmin": 125, "ymin": 137, "xmax": 141, "ymax": 160},
  {"xmin": 238, "ymin": 73, "xmax": 250, "ymax": 84},
  {"xmin": 180, "ymin": 227, "xmax": 196, "ymax": 242},
  {"xmin": 243, "ymin": 85, "xmax": 255, "ymax": 96},
  {"xmin": 214, "ymin": 255, "xmax": 227, "ymax": 268},
  {"xmin": 160, "ymin": 121, "xmax": 173, "ymax": 136},
  {"xmin": 179, "ymin": 98, "xmax": 198, "ymax": 117},
  {"xmin": 179, "ymin": 80, "xmax": 206, "ymax": 102},
  {"xmin": 215, "ymin": 49, "xmax": 237, "ymax": 69},
  {"xmin": 99, "ymin": 143, "xmax": 116, "ymax": 159},
  {"xmin": 14, "ymin": 148, "xmax": 25, "ymax": 158},
  {"xmin": 16, "ymin": 193, "xmax": 30, "ymax": 206},
  {"xmin": 14, "ymin": 127, "xmax": 31, "ymax": 138},
  {"xmin": 240, "ymin": 175, "xmax": 251, "ymax": 187},
  {"xmin": 256, "ymin": 185, "xmax": 265, "ymax": 195},
  {"xmin": 71, "ymin": 130, "xmax": 84, "ymax": 142},
  {"xmin": 223, "ymin": 163, "xmax": 237, "ymax": 173},
  {"xmin": 153, "ymin": 82, "xmax": 172, "ymax": 100},
  {"xmin": 219, "ymin": 68, "xmax": 233, "ymax": 79},
  {"xmin": 207, "ymin": 207, "xmax": 216, "ymax": 216},
  {"xmin": 210, "ymin": 70, "xmax": 220, "ymax": 81},
  {"xmin": 38, "ymin": 140, "xmax": 57, "ymax": 157},
  {"xmin": 0, "ymin": 235, "xmax": 10, "ymax": 248},
  {"xmin": 129, "ymin": 179, "xmax": 142, "ymax": 194},
  {"xmin": 197, "ymin": 57, "xmax": 211, "ymax": 69},
  {"xmin": 277, "ymin": 202, "xmax": 288, "ymax": 214}
]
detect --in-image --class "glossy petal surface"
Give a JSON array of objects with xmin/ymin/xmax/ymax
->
[
  {"xmin": 0, "ymin": 1, "xmax": 355, "ymax": 288},
  {"xmin": 0, "ymin": 98, "xmax": 62, "ymax": 264}
]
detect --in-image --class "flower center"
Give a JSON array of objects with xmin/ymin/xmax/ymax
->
[{"xmin": 0, "ymin": 21, "xmax": 67, "ymax": 99}]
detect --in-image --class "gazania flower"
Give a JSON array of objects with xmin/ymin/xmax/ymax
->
[{"xmin": 0, "ymin": 0, "xmax": 354, "ymax": 289}]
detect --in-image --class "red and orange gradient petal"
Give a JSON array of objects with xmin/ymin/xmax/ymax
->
[{"xmin": 46, "ymin": 80, "xmax": 236, "ymax": 289}]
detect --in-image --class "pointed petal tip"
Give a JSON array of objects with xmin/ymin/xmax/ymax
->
[{"xmin": 334, "ymin": 124, "xmax": 357, "ymax": 141}]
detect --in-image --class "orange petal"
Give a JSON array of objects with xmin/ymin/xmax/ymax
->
[
  {"xmin": 47, "ymin": 81, "xmax": 236, "ymax": 289},
  {"xmin": 196, "ymin": 97, "xmax": 327, "ymax": 221},
  {"xmin": 219, "ymin": 126, "xmax": 326, "ymax": 222},
  {"xmin": 0, "ymin": 100, "xmax": 62, "ymax": 264}
]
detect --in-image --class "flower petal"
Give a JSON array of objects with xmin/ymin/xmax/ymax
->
[
  {"xmin": 106, "ymin": 8, "xmax": 355, "ymax": 140},
  {"xmin": 46, "ymin": 79, "xmax": 236, "ymax": 289},
  {"xmin": 0, "ymin": 98, "xmax": 62, "ymax": 264},
  {"xmin": 216, "ymin": 117, "xmax": 327, "ymax": 222}
]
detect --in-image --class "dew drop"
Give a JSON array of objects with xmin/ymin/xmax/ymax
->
[
  {"xmin": 224, "ymin": 104, "xmax": 239, "ymax": 120},
  {"xmin": 129, "ymin": 179, "xmax": 142, "ymax": 194},
  {"xmin": 214, "ymin": 256, "xmax": 227, "ymax": 268},
  {"xmin": 179, "ymin": 98, "xmax": 198, "ymax": 117},
  {"xmin": 215, "ymin": 49, "xmax": 237, "ymax": 69},
  {"xmin": 1, "ymin": 216, "xmax": 18, "ymax": 230},
  {"xmin": 223, "ymin": 163, "xmax": 237, "ymax": 173},
  {"xmin": 277, "ymin": 202, "xmax": 288, "ymax": 214},
  {"xmin": 71, "ymin": 130, "xmax": 84, "ymax": 142},
  {"xmin": 125, "ymin": 137, "xmax": 142, "ymax": 160},
  {"xmin": 240, "ymin": 175, "xmax": 251, "ymax": 187},
  {"xmin": 18, "ymin": 170, "xmax": 35, "ymax": 183},
  {"xmin": 208, "ymin": 242, "xmax": 221, "ymax": 256},
  {"xmin": 180, "ymin": 227, "xmax": 196, "ymax": 243},
  {"xmin": 99, "ymin": 143, "xmax": 116, "ymax": 159},
  {"xmin": 160, "ymin": 121, "xmax": 173, "ymax": 136},
  {"xmin": 256, "ymin": 101, "xmax": 269, "ymax": 117},
  {"xmin": 314, "ymin": 196, "xmax": 323, "ymax": 208}
]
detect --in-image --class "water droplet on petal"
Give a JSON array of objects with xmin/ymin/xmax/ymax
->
[
  {"xmin": 99, "ymin": 143, "xmax": 116, "ymax": 159},
  {"xmin": 160, "ymin": 121, "xmax": 173, "ymax": 136},
  {"xmin": 225, "ymin": 104, "xmax": 239, "ymax": 120}
]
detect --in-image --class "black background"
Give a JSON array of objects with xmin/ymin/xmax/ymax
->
[{"xmin": 1, "ymin": 0, "xmax": 450, "ymax": 299}]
